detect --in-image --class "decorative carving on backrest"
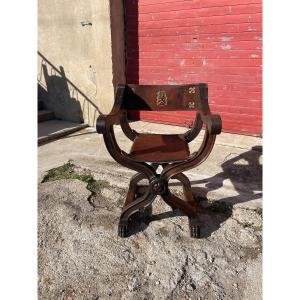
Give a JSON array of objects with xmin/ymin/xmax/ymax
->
[
  {"xmin": 189, "ymin": 86, "xmax": 196, "ymax": 94},
  {"xmin": 122, "ymin": 84, "xmax": 209, "ymax": 112},
  {"xmin": 156, "ymin": 90, "xmax": 168, "ymax": 107},
  {"xmin": 188, "ymin": 101, "xmax": 195, "ymax": 109}
]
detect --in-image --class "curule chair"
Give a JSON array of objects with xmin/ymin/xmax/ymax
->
[{"xmin": 96, "ymin": 84, "xmax": 222, "ymax": 238}]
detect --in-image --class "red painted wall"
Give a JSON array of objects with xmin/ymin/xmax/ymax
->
[{"xmin": 124, "ymin": 0, "xmax": 262, "ymax": 135}]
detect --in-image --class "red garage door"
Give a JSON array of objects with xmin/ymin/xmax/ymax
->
[{"xmin": 124, "ymin": 0, "xmax": 262, "ymax": 136}]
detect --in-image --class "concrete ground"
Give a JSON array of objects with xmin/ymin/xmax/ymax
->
[{"xmin": 38, "ymin": 121, "xmax": 262, "ymax": 300}]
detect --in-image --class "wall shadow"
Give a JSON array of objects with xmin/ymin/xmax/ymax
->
[
  {"xmin": 38, "ymin": 51, "xmax": 100, "ymax": 125},
  {"xmin": 42, "ymin": 64, "xmax": 84, "ymax": 123},
  {"xmin": 127, "ymin": 146, "xmax": 262, "ymax": 238}
]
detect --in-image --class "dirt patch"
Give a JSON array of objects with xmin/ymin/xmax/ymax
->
[{"xmin": 39, "ymin": 165, "xmax": 262, "ymax": 300}]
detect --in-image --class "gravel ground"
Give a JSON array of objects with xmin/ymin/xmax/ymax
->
[{"xmin": 38, "ymin": 163, "xmax": 262, "ymax": 300}]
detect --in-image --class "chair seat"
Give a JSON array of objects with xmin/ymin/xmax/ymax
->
[{"xmin": 129, "ymin": 134, "xmax": 190, "ymax": 163}]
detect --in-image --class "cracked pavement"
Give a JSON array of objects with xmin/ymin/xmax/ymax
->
[{"xmin": 38, "ymin": 122, "xmax": 262, "ymax": 300}]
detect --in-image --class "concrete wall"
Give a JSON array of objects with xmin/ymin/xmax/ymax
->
[{"xmin": 38, "ymin": 0, "xmax": 125, "ymax": 125}]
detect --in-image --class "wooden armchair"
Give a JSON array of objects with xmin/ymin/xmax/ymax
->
[{"xmin": 96, "ymin": 84, "xmax": 222, "ymax": 238}]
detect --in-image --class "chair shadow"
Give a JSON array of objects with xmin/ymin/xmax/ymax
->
[{"xmin": 126, "ymin": 146, "xmax": 262, "ymax": 238}]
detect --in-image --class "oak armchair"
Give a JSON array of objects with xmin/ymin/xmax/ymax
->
[{"xmin": 96, "ymin": 84, "xmax": 222, "ymax": 238}]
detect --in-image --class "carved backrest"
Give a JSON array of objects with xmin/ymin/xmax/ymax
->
[{"xmin": 121, "ymin": 84, "xmax": 210, "ymax": 113}]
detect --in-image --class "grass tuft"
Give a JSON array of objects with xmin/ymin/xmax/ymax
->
[{"xmin": 42, "ymin": 161, "xmax": 98, "ymax": 193}]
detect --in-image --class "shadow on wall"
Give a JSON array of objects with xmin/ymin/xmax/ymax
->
[
  {"xmin": 38, "ymin": 51, "xmax": 101, "ymax": 125},
  {"xmin": 129, "ymin": 146, "xmax": 262, "ymax": 238}
]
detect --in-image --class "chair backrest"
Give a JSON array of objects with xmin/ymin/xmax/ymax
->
[{"xmin": 122, "ymin": 83, "xmax": 208, "ymax": 111}]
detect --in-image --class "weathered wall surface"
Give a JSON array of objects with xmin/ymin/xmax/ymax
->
[
  {"xmin": 38, "ymin": 0, "xmax": 125, "ymax": 124},
  {"xmin": 124, "ymin": 0, "xmax": 262, "ymax": 135}
]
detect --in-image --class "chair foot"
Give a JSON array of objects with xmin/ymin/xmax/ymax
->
[
  {"xmin": 189, "ymin": 218, "xmax": 201, "ymax": 238},
  {"xmin": 134, "ymin": 204, "xmax": 153, "ymax": 223},
  {"xmin": 141, "ymin": 204, "xmax": 153, "ymax": 218},
  {"xmin": 118, "ymin": 220, "xmax": 129, "ymax": 238}
]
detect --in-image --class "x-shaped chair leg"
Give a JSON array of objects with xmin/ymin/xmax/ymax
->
[
  {"xmin": 118, "ymin": 164, "xmax": 159, "ymax": 237},
  {"xmin": 161, "ymin": 191, "xmax": 201, "ymax": 238},
  {"xmin": 172, "ymin": 173, "xmax": 195, "ymax": 206},
  {"xmin": 118, "ymin": 163, "xmax": 201, "ymax": 238},
  {"xmin": 118, "ymin": 190, "xmax": 156, "ymax": 237},
  {"xmin": 160, "ymin": 164, "xmax": 201, "ymax": 237},
  {"xmin": 161, "ymin": 186, "xmax": 201, "ymax": 238}
]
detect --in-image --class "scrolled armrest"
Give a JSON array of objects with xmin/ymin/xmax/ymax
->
[
  {"xmin": 96, "ymin": 115, "xmax": 107, "ymax": 134},
  {"xmin": 96, "ymin": 114, "xmax": 121, "ymax": 134},
  {"xmin": 202, "ymin": 114, "xmax": 222, "ymax": 135},
  {"xmin": 96, "ymin": 84, "xmax": 126, "ymax": 135}
]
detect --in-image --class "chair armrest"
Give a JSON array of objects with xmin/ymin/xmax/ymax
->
[
  {"xmin": 184, "ymin": 113, "xmax": 203, "ymax": 143},
  {"xmin": 96, "ymin": 84, "xmax": 126, "ymax": 134},
  {"xmin": 202, "ymin": 114, "xmax": 222, "ymax": 135},
  {"xmin": 96, "ymin": 114, "xmax": 121, "ymax": 134}
]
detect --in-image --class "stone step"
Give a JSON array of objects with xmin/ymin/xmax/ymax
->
[
  {"xmin": 38, "ymin": 110, "xmax": 55, "ymax": 123},
  {"xmin": 38, "ymin": 120, "xmax": 88, "ymax": 145}
]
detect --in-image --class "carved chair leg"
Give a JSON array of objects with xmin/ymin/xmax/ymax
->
[
  {"xmin": 162, "ymin": 190, "xmax": 197, "ymax": 217},
  {"xmin": 189, "ymin": 217, "xmax": 201, "ymax": 239},
  {"xmin": 125, "ymin": 161, "xmax": 159, "ymax": 200},
  {"xmin": 172, "ymin": 173, "xmax": 195, "ymax": 205},
  {"xmin": 129, "ymin": 163, "xmax": 159, "ymax": 201},
  {"xmin": 162, "ymin": 198, "xmax": 178, "ymax": 211},
  {"xmin": 119, "ymin": 165, "xmax": 160, "ymax": 237},
  {"xmin": 162, "ymin": 190, "xmax": 201, "ymax": 238},
  {"xmin": 124, "ymin": 173, "xmax": 147, "ymax": 206},
  {"xmin": 119, "ymin": 191, "xmax": 156, "ymax": 237},
  {"xmin": 119, "ymin": 165, "xmax": 203, "ymax": 238}
]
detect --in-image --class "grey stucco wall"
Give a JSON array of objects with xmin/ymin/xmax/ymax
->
[{"xmin": 38, "ymin": 0, "xmax": 126, "ymax": 124}]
